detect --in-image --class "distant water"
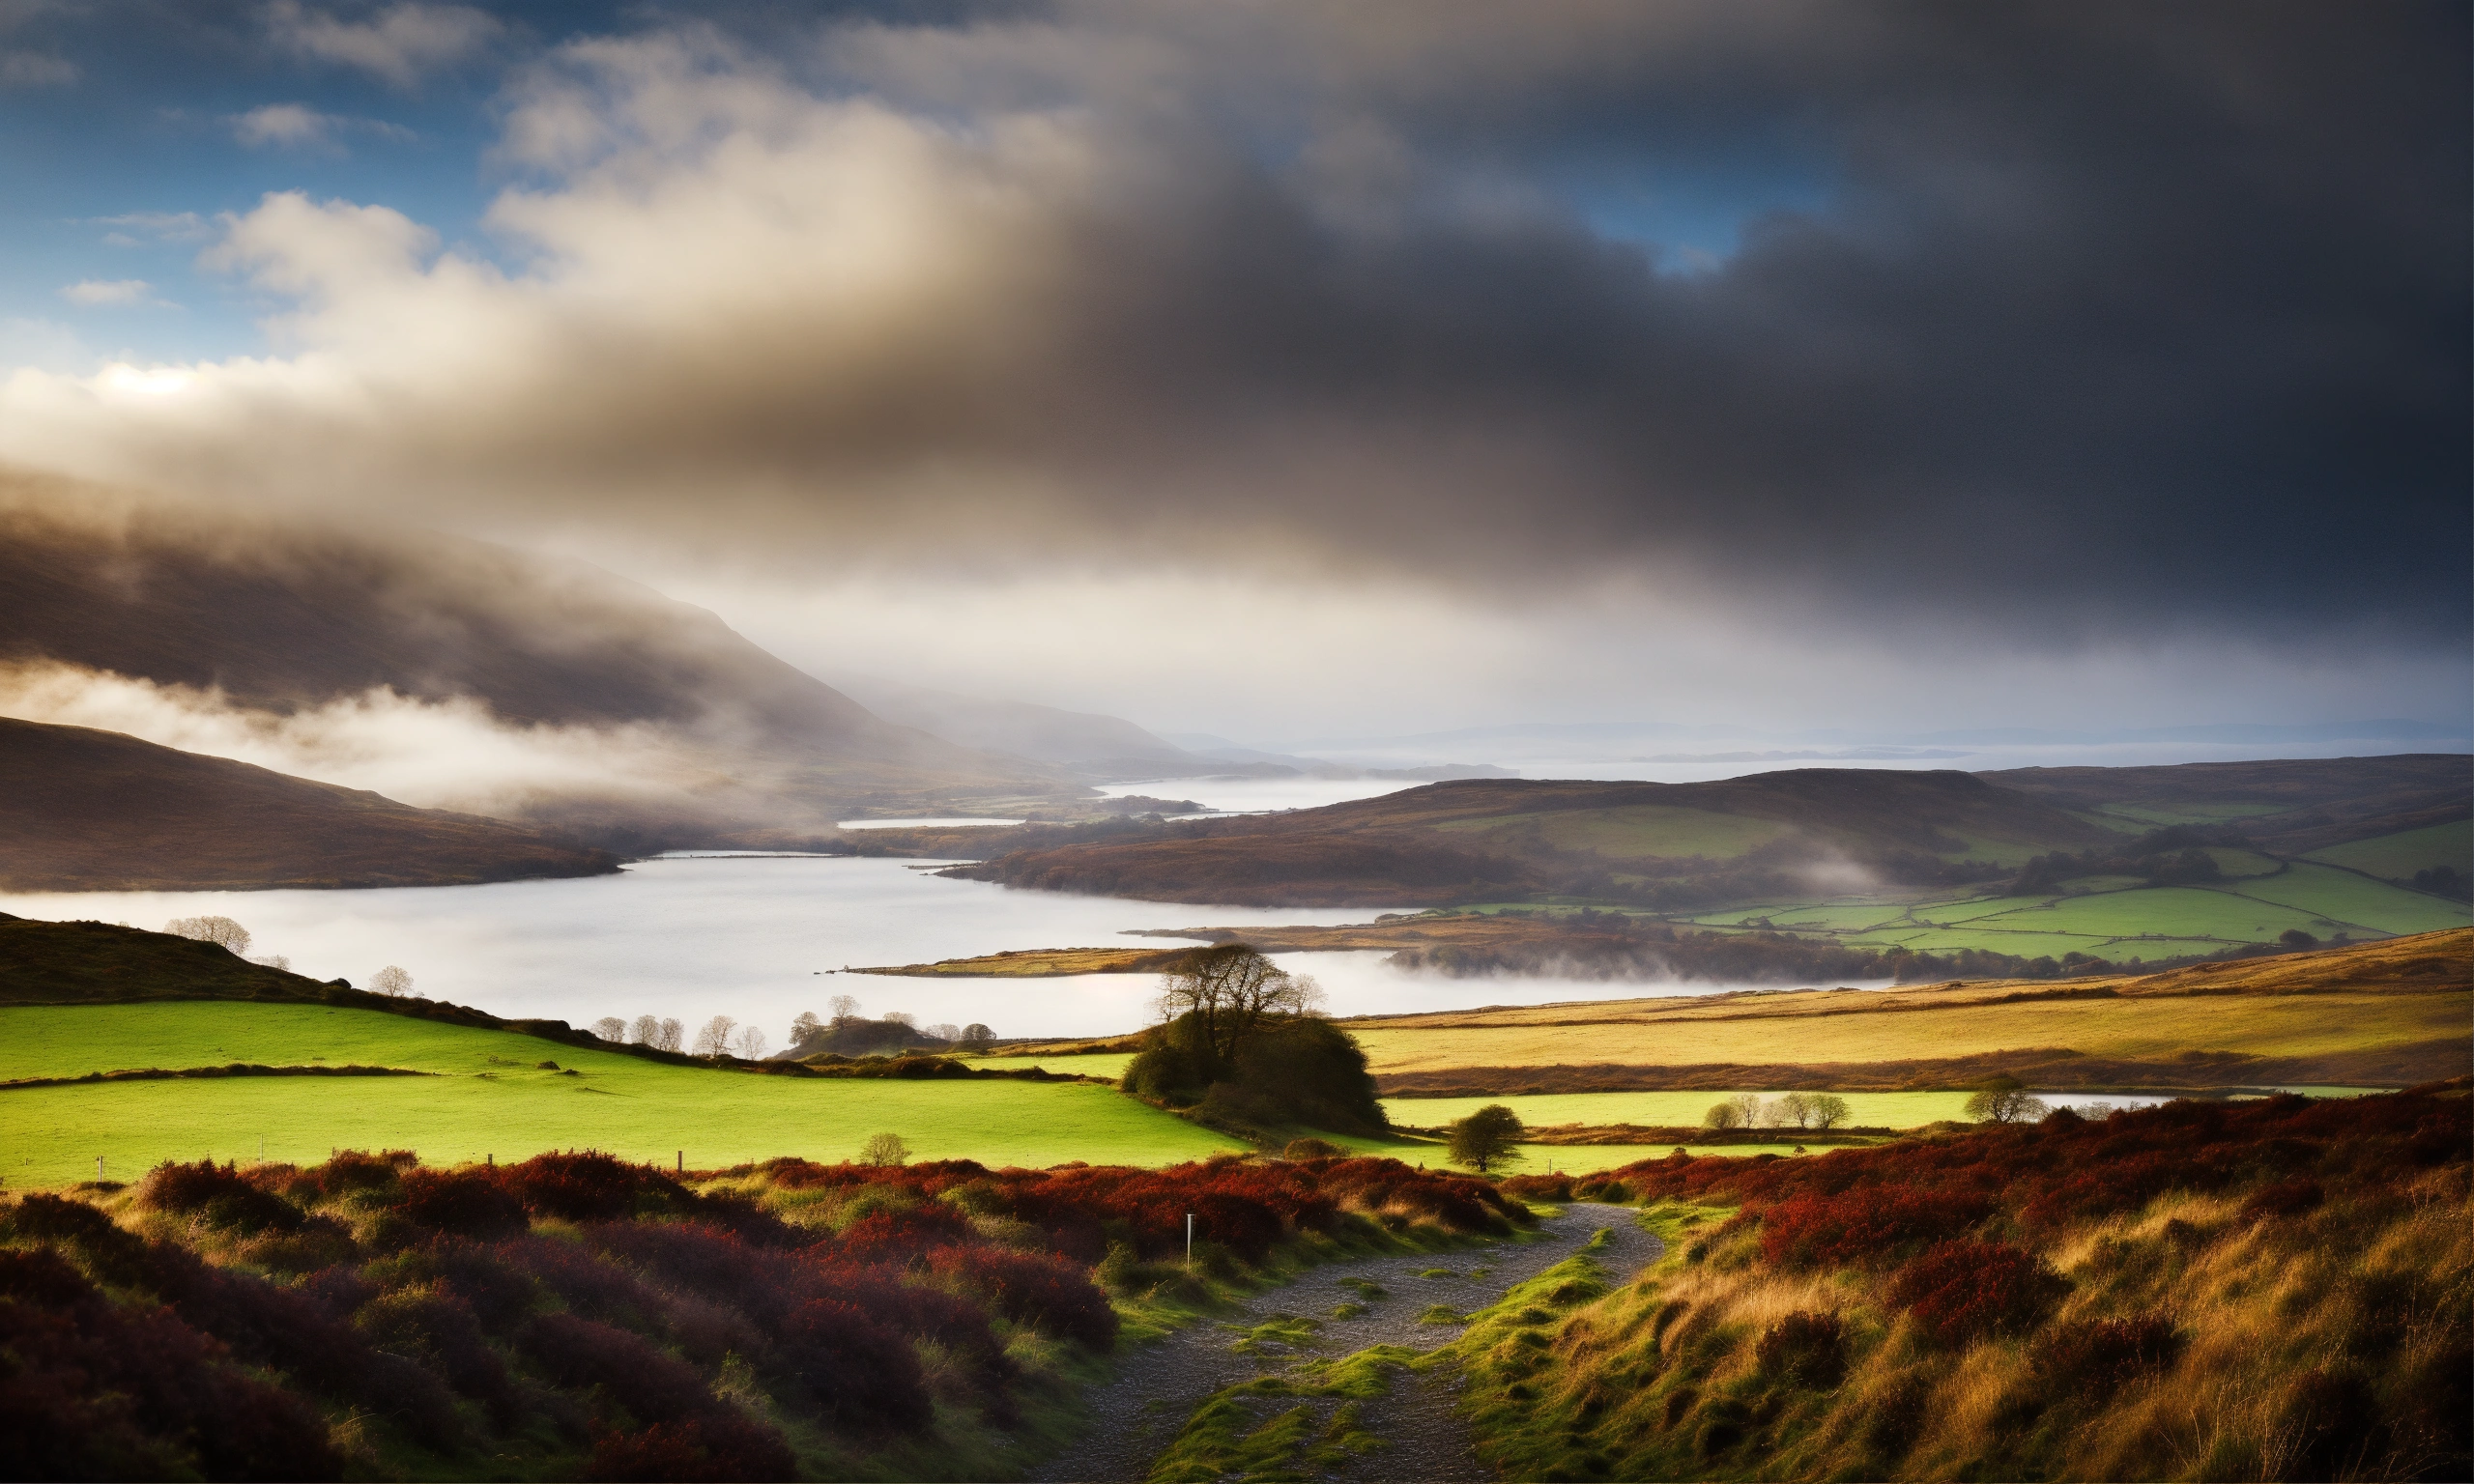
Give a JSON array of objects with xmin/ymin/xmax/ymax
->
[{"xmin": 0, "ymin": 856, "xmax": 1769, "ymax": 1042}]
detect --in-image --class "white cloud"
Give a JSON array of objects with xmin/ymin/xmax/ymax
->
[
  {"xmin": 266, "ymin": 0, "xmax": 500, "ymax": 89},
  {"xmin": 0, "ymin": 316, "xmax": 93, "ymax": 374},
  {"xmin": 0, "ymin": 49, "xmax": 76, "ymax": 88},
  {"xmin": 229, "ymin": 101, "xmax": 414, "ymax": 152},
  {"xmin": 60, "ymin": 279, "xmax": 168, "ymax": 308},
  {"xmin": 90, "ymin": 211, "xmax": 216, "ymax": 244}
]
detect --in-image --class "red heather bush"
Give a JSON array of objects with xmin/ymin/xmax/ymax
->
[
  {"xmin": 2032, "ymin": 1315, "xmax": 2184, "ymax": 1401},
  {"xmin": 773, "ymin": 1297, "xmax": 934, "ymax": 1433},
  {"xmin": 838, "ymin": 1201, "xmax": 973, "ymax": 1263},
  {"xmin": 583, "ymin": 1414, "xmax": 798, "ymax": 1483},
  {"xmin": 137, "ymin": 1159, "xmax": 306, "ymax": 1234},
  {"xmin": 520, "ymin": 1312, "xmax": 717, "ymax": 1425},
  {"xmin": 503, "ymin": 1151, "xmax": 688, "ymax": 1223},
  {"xmin": 1760, "ymin": 1187, "xmax": 1995, "ymax": 1268},
  {"xmin": 930, "ymin": 1244, "xmax": 1119, "ymax": 1350},
  {"xmin": 591, "ymin": 1221, "xmax": 796, "ymax": 1316},
  {"xmin": 1886, "ymin": 1241, "xmax": 2070, "ymax": 1349},
  {"xmin": 0, "ymin": 1246, "xmax": 343, "ymax": 1481},
  {"xmin": 398, "ymin": 1167, "xmax": 529, "ymax": 1239},
  {"xmin": 498, "ymin": 1235, "xmax": 662, "ymax": 1327},
  {"xmin": 2240, "ymin": 1177, "xmax": 2325, "ymax": 1220}
]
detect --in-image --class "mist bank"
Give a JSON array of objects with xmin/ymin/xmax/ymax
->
[{"xmin": 0, "ymin": 481, "xmax": 1090, "ymax": 848}]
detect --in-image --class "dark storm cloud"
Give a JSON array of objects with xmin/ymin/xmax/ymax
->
[{"xmin": 6, "ymin": 0, "xmax": 2465, "ymax": 642}]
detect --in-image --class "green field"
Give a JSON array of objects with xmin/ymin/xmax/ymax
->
[
  {"xmin": 2225, "ymin": 863, "xmax": 2473, "ymax": 936},
  {"xmin": 2306, "ymin": 820, "xmax": 2472, "ymax": 881},
  {"xmin": 966, "ymin": 1050, "xmax": 1137, "ymax": 1079},
  {"xmin": 0, "ymin": 1004, "xmax": 1240, "ymax": 1188}
]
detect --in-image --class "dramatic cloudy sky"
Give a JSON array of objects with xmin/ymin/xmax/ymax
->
[{"xmin": 1, "ymin": 0, "xmax": 2465, "ymax": 744}]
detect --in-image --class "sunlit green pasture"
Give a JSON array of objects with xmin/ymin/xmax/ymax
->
[
  {"xmin": 2222, "ymin": 865, "xmax": 2471, "ymax": 937},
  {"xmin": 2306, "ymin": 821, "xmax": 2472, "ymax": 882},
  {"xmin": 0, "ymin": 1004, "xmax": 1240, "ymax": 1189}
]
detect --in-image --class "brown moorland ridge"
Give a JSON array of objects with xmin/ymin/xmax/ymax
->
[
  {"xmin": 1348, "ymin": 929, "xmax": 2471, "ymax": 1094},
  {"xmin": 940, "ymin": 769, "xmax": 2124, "ymax": 906},
  {"xmin": 0, "ymin": 717, "xmax": 623, "ymax": 891}
]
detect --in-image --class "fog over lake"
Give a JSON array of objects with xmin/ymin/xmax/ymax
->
[{"xmin": 0, "ymin": 856, "xmax": 1785, "ymax": 1042}]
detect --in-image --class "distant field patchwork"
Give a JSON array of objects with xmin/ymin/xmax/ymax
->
[{"xmin": 2306, "ymin": 820, "xmax": 2471, "ymax": 881}]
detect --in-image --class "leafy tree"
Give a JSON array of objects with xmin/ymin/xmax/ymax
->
[
  {"xmin": 368, "ymin": 965, "xmax": 414, "ymax": 998},
  {"xmin": 591, "ymin": 1017, "xmax": 627, "ymax": 1042},
  {"xmin": 2278, "ymin": 928, "xmax": 2320, "ymax": 951},
  {"xmin": 1965, "ymin": 1086, "xmax": 2049, "ymax": 1123},
  {"xmin": 960, "ymin": 1022, "xmax": 995, "ymax": 1049},
  {"xmin": 1702, "ymin": 1099, "xmax": 1744, "ymax": 1130},
  {"xmin": 163, "ymin": 916, "xmax": 250, "ymax": 954},
  {"xmin": 861, "ymin": 1132, "xmax": 908, "ymax": 1167},
  {"xmin": 1152, "ymin": 946, "xmax": 1323, "ymax": 1080},
  {"xmin": 1448, "ymin": 1104, "xmax": 1525, "ymax": 1174},
  {"xmin": 694, "ymin": 1015, "xmax": 737, "ymax": 1059},
  {"xmin": 790, "ymin": 1012, "xmax": 823, "ymax": 1045},
  {"xmin": 1806, "ymin": 1094, "xmax": 1852, "ymax": 1130}
]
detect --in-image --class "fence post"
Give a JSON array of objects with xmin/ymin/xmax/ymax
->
[
  {"xmin": 1186, "ymin": 1212, "xmax": 1194, "ymax": 1265},
  {"xmin": 677, "ymin": 1150, "xmax": 683, "ymax": 1174}
]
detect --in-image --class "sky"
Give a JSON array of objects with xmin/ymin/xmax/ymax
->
[{"xmin": 1, "ymin": 0, "xmax": 2466, "ymax": 746}]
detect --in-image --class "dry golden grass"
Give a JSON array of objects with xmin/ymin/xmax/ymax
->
[{"xmin": 1341, "ymin": 930, "xmax": 2470, "ymax": 1077}]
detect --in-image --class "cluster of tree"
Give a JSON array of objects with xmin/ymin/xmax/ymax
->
[
  {"xmin": 157, "ymin": 914, "xmax": 400, "ymax": 986},
  {"xmin": 1702, "ymin": 1092, "xmax": 1853, "ymax": 1130},
  {"xmin": 782, "ymin": 996, "xmax": 995, "ymax": 1058},
  {"xmin": 1121, "ymin": 945, "xmax": 1387, "ymax": 1135},
  {"xmin": 2005, "ymin": 824, "xmax": 2251, "ymax": 896},
  {"xmin": 588, "ymin": 1013, "xmax": 692, "ymax": 1054},
  {"xmin": 2411, "ymin": 863, "xmax": 2469, "ymax": 900}
]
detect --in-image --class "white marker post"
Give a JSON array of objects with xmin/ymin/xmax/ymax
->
[
  {"xmin": 97, "ymin": 1156, "xmax": 103, "ymax": 1180},
  {"xmin": 1186, "ymin": 1212, "xmax": 1194, "ymax": 1265}
]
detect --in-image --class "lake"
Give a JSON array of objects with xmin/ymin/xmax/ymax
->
[{"xmin": 0, "ymin": 855, "xmax": 1767, "ymax": 1044}]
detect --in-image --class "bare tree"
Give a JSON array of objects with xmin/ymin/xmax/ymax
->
[
  {"xmin": 592, "ymin": 1017, "xmax": 627, "ymax": 1042},
  {"xmin": 1154, "ymin": 945, "xmax": 1322, "ymax": 1072},
  {"xmin": 251, "ymin": 954, "xmax": 292, "ymax": 972},
  {"xmin": 657, "ymin": 1017, "xmax": 685, "ymax": 1052},
  {"xmin": 1767, "ymin": 1093, "xmax": 1815, "ymax": 1128},
  {"xmin": 860, "ymin": 1132, "xmax": 908, "ymax": 1167},
  {"xmin": 694, "ymin": 1014, "xmax": 738, "ymax": 1059},
  {"xmin": 630, "ymin": 1013, "xmax": 663, "ymax": 1045},
  {"xmin": 790, "ymin": 1011, "xmax": 823, "ymax": 1045},
  {"xmin": 882, "ymin": 1011, "xmax": 917, "ymax": 1028},
  {"xmin": 827, "ymin": 993, "xmax": 860, "ymax": 1021},
  {"xmin": 733, "ymin": 1024, "xmax": 769, "ymax": 1061},
  {"xmin": 924, "ymin": 1022, "xmax": 962, "ymax": 1043},
  {"xmin": 368, "ymin": 965, "xmax": 415, "ymax": 998},
  {"xmin": 164, "ymin": 916, "xmax": 250, "ymax": 955}
]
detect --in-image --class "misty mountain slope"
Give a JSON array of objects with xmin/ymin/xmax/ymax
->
[
  {"xmin": 0, "ymin": 492, "xmax": 1074, "ymax": 841},
  {"xmin": 947, "ymin": 769, "xmax": 2122, "ymax": 907},
  {"xmin": 0, "ymin": 717, "xmax": 620, "ymax": 890},
  {"xmin": 826, "ymin": 672, "xmax": 1201, "ymax": 778}
]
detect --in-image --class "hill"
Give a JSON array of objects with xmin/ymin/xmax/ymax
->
[
  {"xmin": 825, "ymin": 672, "xmax": 1205, "ymax": 781},
  {"xmin": 0, "ymin": 718, "xmax": 621, "ymax": 891},
  {"xmin": 0, "ymin": 489, "xmax": 1072, "ymax": 845},
  {"xmin": 944, "ymin": 770, "xmax": 2132, "ymax": 907}
]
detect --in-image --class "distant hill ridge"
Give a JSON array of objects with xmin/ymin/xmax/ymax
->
[{"xmin": 0, "ymin": 717, "xmax": 621, "ymax": 891}]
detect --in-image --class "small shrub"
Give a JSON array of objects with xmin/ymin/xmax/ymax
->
[
  {"xmin": 137, "ymin": 1160, "xmax": 305, "ymax": 1235},
  {"xmin": 2033, "ymin": 1315, "xmax": 2182, "ymax": 1401},
  {"xmin": 520, "ymin": 1313, "xmax": 714, "ymax": 1424},
  {"xmin": 1886, "ymin": 1241, "xmax": 2070, "ymax": 1349},
  {"xmin": 397, "ymin": 1168, "xmax": 528, "ymax": 1239},
  {"xmin": 930, "ymin": 1245, "xmax": 1118, "ymax": 1349},
  {"xmin": 772, "ymin": 1298, "xmax": 933, "ymax": 1433},
  {"xmin": 1283, "ymin": 1137, "xmax": 1346, "ymax": 1160},
  {"xmin": 1754, "ymin": 1310, "xmax": 1848, "ymax": 1388},
  {"xmin": 1760, "ymin": 1187, "xmax": 1994, "ymax": 1269}
]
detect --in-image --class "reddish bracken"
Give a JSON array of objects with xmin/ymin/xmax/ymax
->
[{"xmin": 1886, "ymin": 1240, "xmax": 2071, "ymax": 1349}]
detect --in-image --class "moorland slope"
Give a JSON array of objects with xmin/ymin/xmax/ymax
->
[{"xmin": 0, "ymin": 719, "xmax": 621, "ymax": 891}]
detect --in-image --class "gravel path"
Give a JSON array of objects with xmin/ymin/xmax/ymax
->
[{"xmin": 1030, "ymin": 1203, "xmax": 1662, "ymax": 1483}]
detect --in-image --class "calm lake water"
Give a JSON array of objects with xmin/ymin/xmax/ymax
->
[{"xmin": 0, "ymin": 856, "xmax": 1750, "ymax": 1042}]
